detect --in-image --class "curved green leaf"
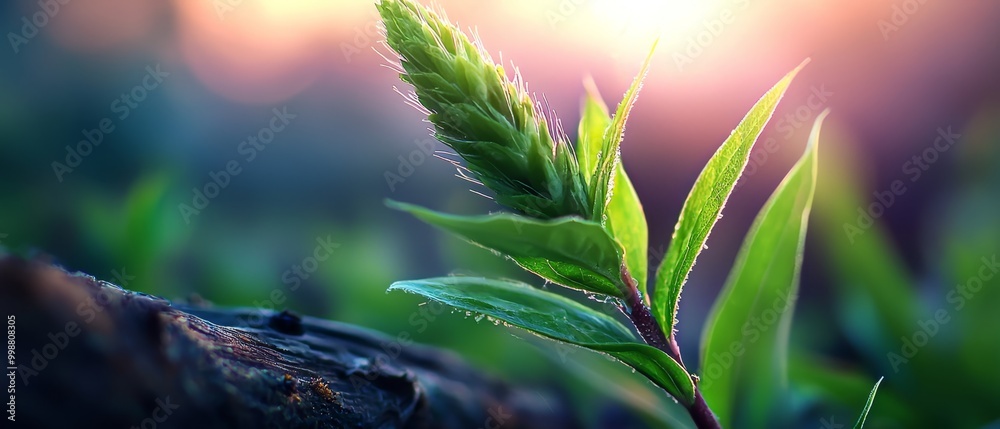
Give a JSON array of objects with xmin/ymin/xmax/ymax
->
[
  {"xmin": 389, "ymin": 277, "xmax": 694, "ymax": 404},
  {"xmin": 577, "ymin": 78, "xmax": 612, "ymax": 180},
  {"xmin": 699, "ymin": 110, "xmax": 826, "ymax": 428},
  {"xmin": 607, "ymin": 166, "xmax": 650, "ymax": 291},
  {"xmin": 577, "ymin": 82, "xmax": 650, "ymax": 291},
  {"xmin": 652, "ymin": 59, "xmax": 810, "ymax": 336},
  {"xmin": 512, "ymin": 257, "xmax": 621, "ymax": 298},
  {"xmin": 853, "ymin": 377, "xmax": 883, "ymax": 429},
  {"xmin": 588, "ymin": 342, "xmax": 695, "ymax": 406},
  {"xmin": 387, "ymin": 200, "xmax": 627, "ymax": 297},
  {"xmin": 589, "ymin": 40, "xmax": 658, "ymax": 222}
]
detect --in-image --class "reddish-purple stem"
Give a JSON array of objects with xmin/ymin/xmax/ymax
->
[{"xmin": 620, "ymin": 267, "xmax": 721, "ymax": 429}]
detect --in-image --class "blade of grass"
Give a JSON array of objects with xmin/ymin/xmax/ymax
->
[
  {"xmin": 589, "ymin": 40, "xmax": 658, "ymax": 223},
  {"xmin": 852, "ymin": 377, "xmax": 883, "ymax": 429},
  {"xmin": 577, "ymin": 81, "xmax": 650, "ymax": 291},
  {"xmin": 698, "ymin": 109, "xmax": 827, "ymax": 428},
  {"xmin": 652, "ymin": 59, "xmax": 810, "ymax": 337}
]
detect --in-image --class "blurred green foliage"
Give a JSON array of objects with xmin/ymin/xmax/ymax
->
[{"xmin": 793, "ymin": 114, "xmax": 1000, "ymax": 428}]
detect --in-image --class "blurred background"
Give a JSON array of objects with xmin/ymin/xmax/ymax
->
[{"xmin": 2, "ymin": 0, "xmax": 999, "ymax": 427}]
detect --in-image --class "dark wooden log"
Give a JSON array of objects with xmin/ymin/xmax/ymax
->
[{"xmin": 0, "ymin": 255, "xmax": 580, "ymax": 429}]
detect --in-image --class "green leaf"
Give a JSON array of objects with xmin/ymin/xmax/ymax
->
[
  {"xmin": 389, "ymin": 277, "xmax": 694, "ymax": 404},
  {"xmin": 652, "ymin": 59, "xmax": 810, "ymax": 336},
  {"xmin": 853, "ymin": 377, "xmax": 883, "ymax": 429},
  {"xmin": 589, "ymin": 40, "xmax": 658, "ymax": 222},
  {"xmin": 512, "ymin": 257, "xmax": 622, "ymax": 298},
  {"xmin": 607, "ymin": 165, "xmax": 649, "ymax": 291},
  {"xmin": 698, "ymin": 109, "xmax": 826, "ymax": 428},
  {"xmin": 588, "ymin": 342, "xmax": 695, "ymax": 406},
  {"xmin": 577, "ymin": 78, "xmax": 611, "ymax": 180},
  {"xmin": 577, "ymin": 81, "xmax": 650, "ymax": 291},
  {"xmin": 387, "ymin": 200, "xmax": 627, "ymax": 297}
]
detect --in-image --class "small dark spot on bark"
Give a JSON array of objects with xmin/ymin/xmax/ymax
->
[
  {"xmin": 142, "ymin": 308, "xmax": 164, "ymax": 346},
  {"xmin": 269, "ymin": 310, "xmax": 304, "ymax": 335}
]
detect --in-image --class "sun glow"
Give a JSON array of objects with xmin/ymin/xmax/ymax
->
[{"xmin": 591, "ymin": 0, "xmax": 718, "ymax": 40}]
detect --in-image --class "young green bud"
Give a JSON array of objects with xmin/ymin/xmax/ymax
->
[{"xmin": 378, "ymin": 0, "xmax": 591, "ymax": 219}]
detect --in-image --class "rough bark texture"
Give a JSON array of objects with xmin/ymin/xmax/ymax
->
[{"xmin": 0, "ymin": 255, "xmax": 580, "ymax": 429}]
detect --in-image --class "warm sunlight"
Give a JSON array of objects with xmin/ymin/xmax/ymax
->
[
  {"xmin": 173, "ymin": 0, "xmax": 369, "ymax": 103},
  {"xmin": 253, "ymin": 0, "xmax": 349, "ymax": 28},
  {"xmin": 591, "ymin": 0, "xmax": 718, "ymax": 39}
]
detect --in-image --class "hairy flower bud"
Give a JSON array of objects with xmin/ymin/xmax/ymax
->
[{"xmin": 378, "ymin": 0, "xmax": 591, "ymax": 219}]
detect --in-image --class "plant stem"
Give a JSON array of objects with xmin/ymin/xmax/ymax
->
[
  {"xmin": 689, "ymin": 390, "xmax": 722, "ymax": 429},
  {"xmin": 622, "ymin": 278, "xmax": 678, "ymax": 363},
  {"xmin": 620, "ymin": 268, "xmax": 721, "ymax": 429}
]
